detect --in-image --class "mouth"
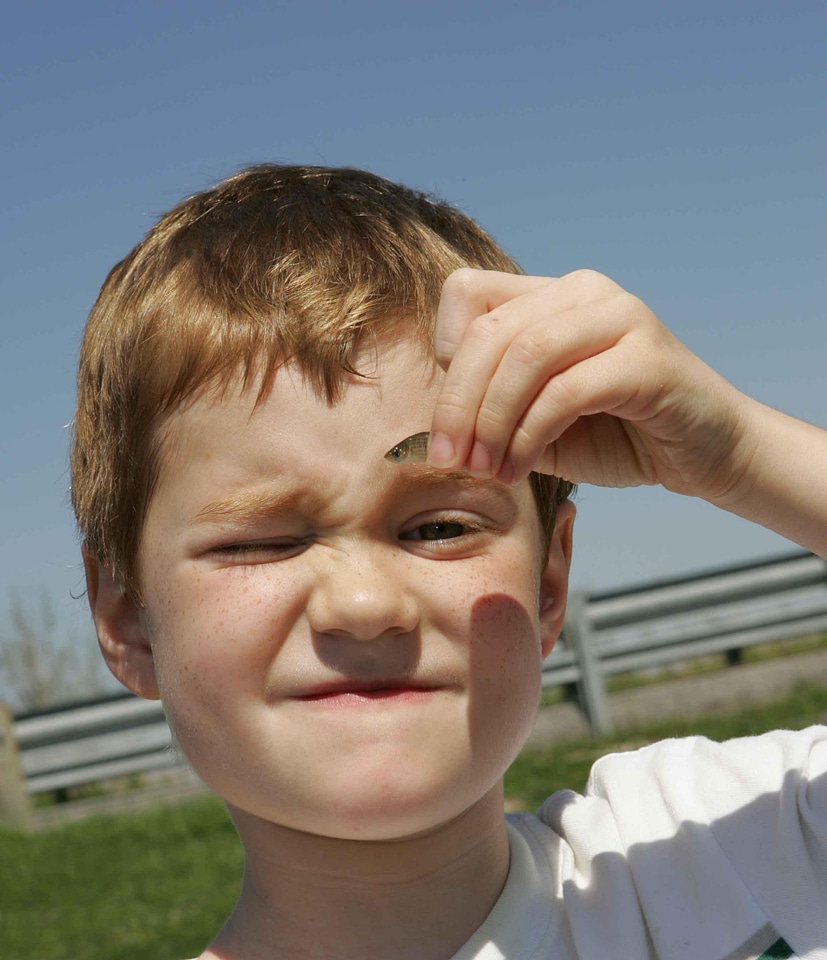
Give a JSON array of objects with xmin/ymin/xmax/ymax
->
[{"xmin": 291, "ymin": 679, "xmax": 445, "ymax": 706}]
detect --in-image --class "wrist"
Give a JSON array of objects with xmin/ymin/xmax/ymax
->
[{"xmin": 705, "ymin": 397, "xmax": 827, "ymax": 558}]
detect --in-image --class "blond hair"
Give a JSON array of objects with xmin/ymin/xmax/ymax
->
[{"xmin": 72, "ymin": 164, "xmax": 573, "ymax": 600}]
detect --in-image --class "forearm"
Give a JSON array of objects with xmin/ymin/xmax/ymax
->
[{"xmin": 709, "ymin": 398, "xmax": 827, "ymax": 559}]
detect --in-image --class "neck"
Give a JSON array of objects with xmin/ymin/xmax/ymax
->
[{"xmin": 205, "ymin": 785, "xmax": 510, "ymax": 960}]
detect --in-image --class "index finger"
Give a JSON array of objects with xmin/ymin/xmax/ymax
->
[{"xmin": 434, "ymin": 269, "xmax": 555, "ymax": 370}]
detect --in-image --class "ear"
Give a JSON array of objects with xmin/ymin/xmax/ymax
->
[
  {"xmin": 539, "ymin": 500, "xmax": 575, "ymax": 659},
  {"xmin": 82, "ymin": 545, "xmax": 160, "ymax": 700}
]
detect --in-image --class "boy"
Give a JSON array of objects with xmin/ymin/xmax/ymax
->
[{"xmin": 72, "ymin": 165, "xmax": 827, "ymax": 959}]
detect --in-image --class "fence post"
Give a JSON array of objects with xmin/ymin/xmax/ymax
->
[
  {"xmin": 0, "ymin": 702, "xmax": 31, "ymax": 830},
  {"xmin": 565, "ymin": 592, "xmax": 613, "ymax": 736}
]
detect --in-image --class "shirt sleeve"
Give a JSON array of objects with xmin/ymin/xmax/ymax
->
[{"xmin": 583, "ymin": 727, "xmax": 827, "ymax": 957}]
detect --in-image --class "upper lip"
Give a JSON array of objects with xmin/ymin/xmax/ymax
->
[{"xmin": 291, "ymin": 677, "xmax": 444, "ymax": 698}]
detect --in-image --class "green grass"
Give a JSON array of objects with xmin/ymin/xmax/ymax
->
[
  {"xmin": 2, "ymin": 683, "xmax": 826, "ymax": 960},
  {"xmin": 0, "ymin": 796, "xmax": 242, "ymax": 960}
]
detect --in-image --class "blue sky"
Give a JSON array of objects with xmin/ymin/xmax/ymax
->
[{"xmin": 1, "ymin": 1, "xmax": 824, "ymax": 667}]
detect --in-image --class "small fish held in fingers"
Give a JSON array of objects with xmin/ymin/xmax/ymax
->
[{"xmin": 385, "ymin": 431, "xmax": 430, "ymax": 464}]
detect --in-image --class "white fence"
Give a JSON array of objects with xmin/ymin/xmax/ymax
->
[{"xmin": 1, "ymin": 550, "xmax": 826, "ymax": 828}]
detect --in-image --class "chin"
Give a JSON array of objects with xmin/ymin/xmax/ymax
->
[
  {"xmin": 236, "ymin": 765, "xmax": 499, "ymax": 843},
  {"xmin": 321, "ymin": 746, "xmax": 510, "ymax": 839}
]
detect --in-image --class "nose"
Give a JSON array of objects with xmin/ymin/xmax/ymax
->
[{"xmin": 307, "ymin": 545, "xmax": 419, "ymax": 641}]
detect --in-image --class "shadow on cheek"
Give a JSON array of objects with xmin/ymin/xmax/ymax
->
[{"xmin": 465, "ymin": 592, "xmax": 541, "ymax": 769}]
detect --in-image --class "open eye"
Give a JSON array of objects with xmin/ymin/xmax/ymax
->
[
  {"xmin": 398, "ymin": 513, "xmax": 491, "ymax": 558},
  {"xmin": 399, "ymin": 511, "xmax": 490, "ymax": 549},
  {"xmin": 404, "ymin": 520, "xmax": 468, "ymax": 542}
]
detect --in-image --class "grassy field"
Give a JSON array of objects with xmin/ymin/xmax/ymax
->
[{"xmin": 2, "ymin": 682, "xmax": 826, "ymax": 960}]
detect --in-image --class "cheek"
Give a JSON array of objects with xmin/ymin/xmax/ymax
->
[
  {"xmin": 427, "ymin": 559, "xmax": 543, "ymax": 770},
  {"xmin": 426, "ymin": 551, "xmax": 542, "ymax": 673},
  {"xmin": 144, "ymin": 565, "xmax": 305, "ymax": 701},
  {"xmin": 466, "ymin": 590, "xmax": 543, "ymax": 710},
  {"xmin": 143, "ymin": 569, "xmax": 306, "ymax": 775},
  {"xmin": 458, "ymin": 591, "xmax": 544, "ymax": 787}
]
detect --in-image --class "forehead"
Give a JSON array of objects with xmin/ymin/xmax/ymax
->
[
  {"xmin": 155, "ymin": 340, "xmax": 440, "ymax": 480},
  {"xmin": 147, "ymin": 340, "xmax": 541, "ymax": 541}
]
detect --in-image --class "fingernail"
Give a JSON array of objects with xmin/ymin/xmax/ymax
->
[
  {"xmin": 428, "ymin": 432, "xmax": 455, "ymax": 467},
  {"xmin": 468, "ymin": 441, "xmax": 492, "ymax": 477}
]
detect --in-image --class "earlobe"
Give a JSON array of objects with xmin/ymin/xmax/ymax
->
[
  {"xmin": 539, "ymin": 501, "xmax": 576, "ymax": 660},
  {"xmin": 82, "ymin": 546, "xmax": 160, "ymax": 700}
]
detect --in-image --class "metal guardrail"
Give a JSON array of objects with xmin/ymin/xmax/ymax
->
[
  {"xmin": 0, "ymin": 693, "xmax": 181, "ymax": 828},
  {"xmin": 1, "ymin": 550, "xmax": 826, "ymax": 828},
  {"xmin": 15, "ymin": 695, "xmax": 173, "ymax": 794},
  {"xmin": 543, "ymin": 550, "xmax": 827, "ymax": 734}
]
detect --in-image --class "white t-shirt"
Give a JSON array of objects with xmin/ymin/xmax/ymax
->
[
  {"xmin": 185, "ymin": 728, "xmax": 827, "ymax": 959},
  {"xmin": 455, "ymin": 728, "xmax": 827, "ymax": 959}
]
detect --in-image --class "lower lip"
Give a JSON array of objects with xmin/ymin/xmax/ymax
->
[{"xmin": 295, "ymin": 688, "xmax": 438, "ymax": 707}]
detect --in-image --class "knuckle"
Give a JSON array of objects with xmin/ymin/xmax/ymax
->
[
  {"xmin": 542, "ymin": 375, "xmax": 577, "ymax": 411},
  {"xmin": 615, "ymin": 288, "xmax": 642, "ymax": 312},
  {"xmin": 613, "ymin": 289, "xmax": 655, "ymax": 335},
  {"xmin": 466, "ymin": 310, "xmax": 504, "ymax": 344},
  {"xmin": 509, "ymin": 327, "xmax": 549, "ymax": 367},
  {"xmin": 433, "ymin": 389, "xmax": 472, "ymax": 423},
  {"xmin": 443, "ymin": 267, "xmax": 482, "ymax": 298},
  {"xmin": 568, "ymin": 268, "xmax": 614, "ymax": 293},
  {"xmin": 475, "ymin": 403, "xmax": 509, "ymax": 435},
  {"xmin": 569, "ymin": 267, "xmax": 602, "ymax": 283}
]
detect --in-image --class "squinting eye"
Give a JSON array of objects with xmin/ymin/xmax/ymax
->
[
  {"xmin": 213, "ymin": 539, "xmax": 309, "ymax": 560},
  {"xmin": 407, "ymin": 521, "xmax": 467, "ymax": 541}
]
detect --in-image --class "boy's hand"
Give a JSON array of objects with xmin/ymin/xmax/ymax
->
[{"xmin": 428, "ymin": 268, "xmax": 754, "ymax": 503}]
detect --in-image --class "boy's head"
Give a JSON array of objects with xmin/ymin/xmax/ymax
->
[
  {"xmin": 71, "ymin": 164, "xmax": 572, "ymax": 602},
  {"xmin": 73, "ymin": 165, "xmax": 576, "ymax": 840}
]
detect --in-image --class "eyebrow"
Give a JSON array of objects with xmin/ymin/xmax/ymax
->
[
  {"xmin": 192, "ymin": 487, "xmax": 320, "ymax": 527},
  {"xmin": 192, "ymin": 469, "xmax": 514, "ymax": 527},
  {"xmin": 389, "ymin": 468, "xmax": 510, "ymax": 495}
]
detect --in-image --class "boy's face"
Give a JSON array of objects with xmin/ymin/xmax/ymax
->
[{"xmin": 92, "ymin": 341, "xmax": 573, "ymax": 841}]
